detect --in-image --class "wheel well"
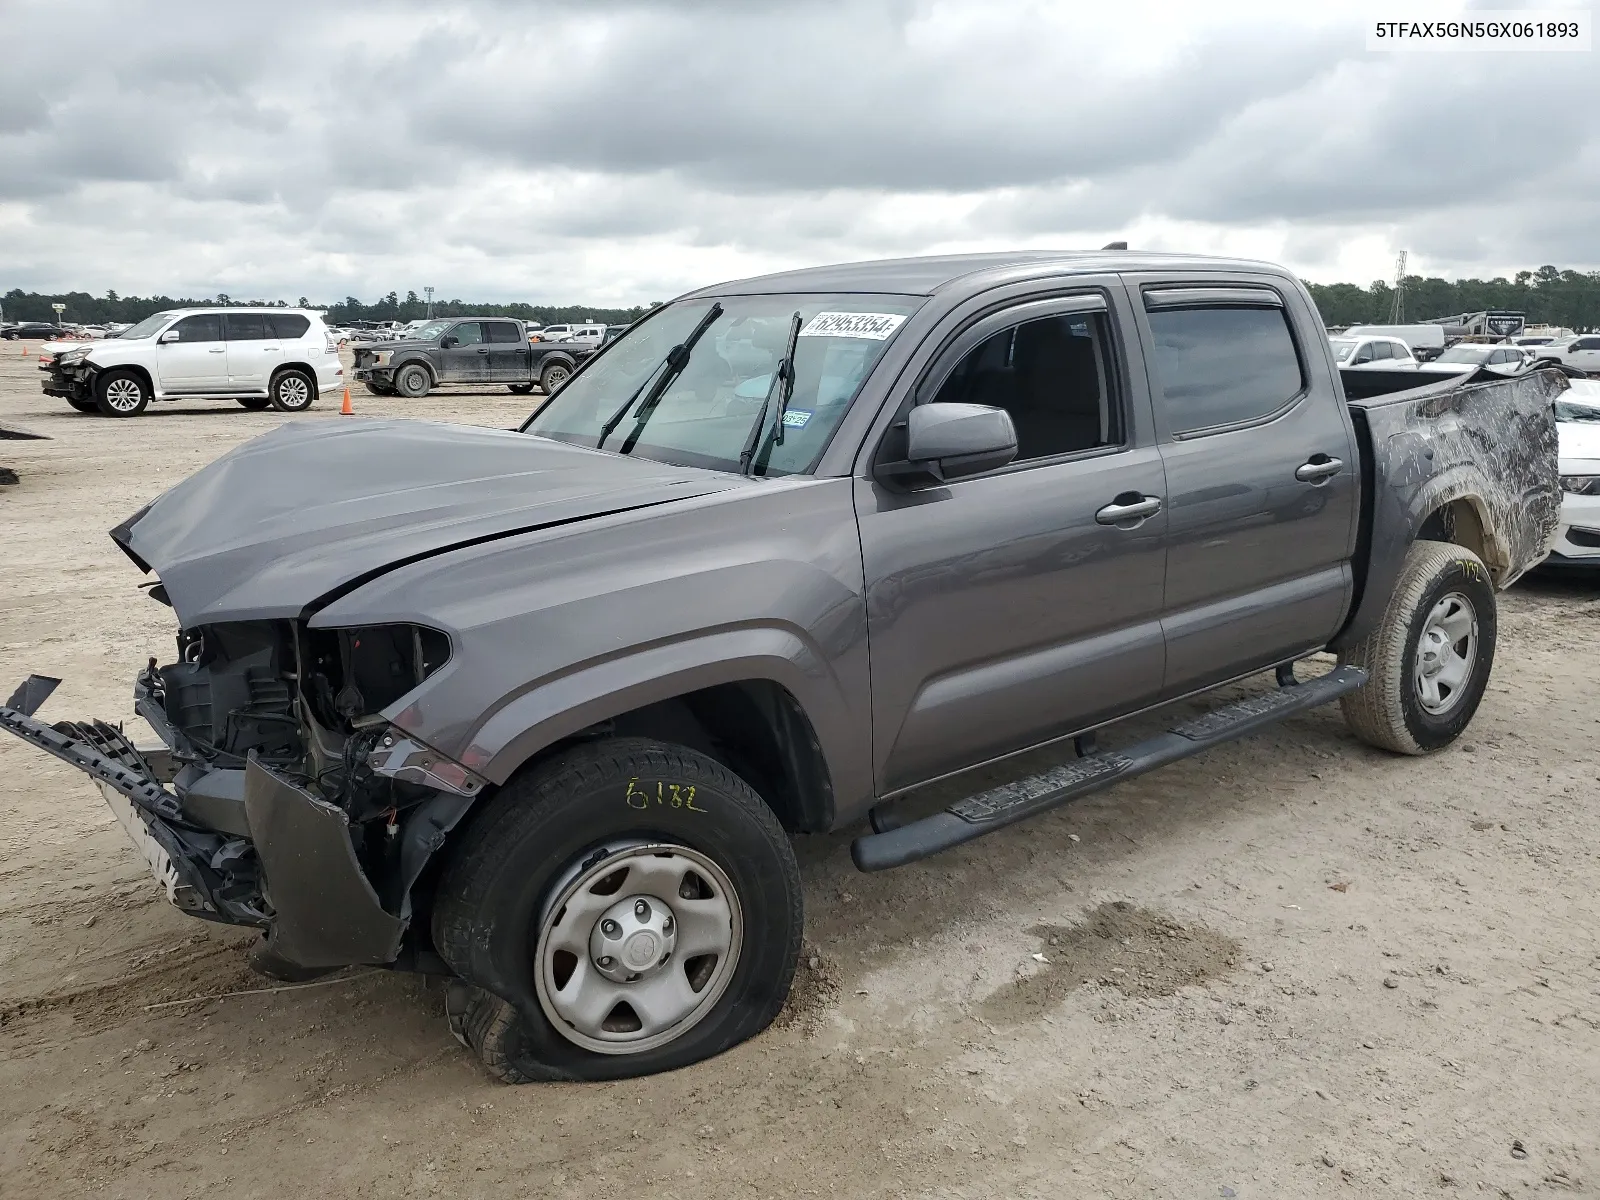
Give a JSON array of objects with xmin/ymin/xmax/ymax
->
[
  {"xmin": 398, "ymin": 357, "xmax": 436, "ymax": 383},
  {"xmin": 524, "ymin": 681, "xmax": 834, "ymax": 834},
  {"xmin": 98, "ymin": 363, "xmax": 153, "ymax": 395},
  {"xmin": 1417, "ymin": 498, "xmax": 1504, "ymax": 579}
]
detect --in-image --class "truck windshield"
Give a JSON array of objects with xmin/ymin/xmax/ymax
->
[
  {"xmin": 410, "ymin": 320, "xmax": 452, "ymax": 341},
  {"xmin": 1435, "ymin": 346, "xmax": 1492, "ymax": 364},
  {"xmin": 525, "ymin": 294, "xmax": 923, "ymax": 475},
  {"xmin": 1328, "ymin": 339, "xmax": 1357, "ymax": 361}
]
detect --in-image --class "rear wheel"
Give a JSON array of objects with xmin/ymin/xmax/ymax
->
[
  {"xmin": 95, "ymin": 370, "xmax": 150, "ymax": 417},
  {"xmin": 433, "ymin": 737, "xmax": 802, "ymax": 1083},
  {"xmin": 268, "ymin": 368, "xmax": 316, "ymax": 412},
  {"xmin": 1339, "ymin": 540, "xmax": 1497, "ymax": 754},
  {"xmin": 540, "ymin": 361, "xmax": 572, "ymax": 394},
  {"xmin": 236, "ymin": 397, "xmax": 272, "ymax": 410}
]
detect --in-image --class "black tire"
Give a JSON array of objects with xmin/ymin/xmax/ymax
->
[
  {"xmin": 508, "ymin": 383, "xmax": 535, "ymax": 395},
  {"xmin": 364, "ymin": 382, "xmax": 397, "ymax": 397},
  {"xmin": 395, "ymin": 363, "xmax": 432, "ymax": 398},
  {"xmin": 236, "ymin": 397, "xmax": 272, "ymax": 410},
  {"xmin": 95, "ymin": 369, "xmax": 150, "ymax": 417},
  {"xmin": 268, "ymin": 368, "xmax": 316, "ymax": 412},
  {"xmin": 1339, "ymin": 539, "xmax": 1497, "ymax": 754},
  {"xmin": 539, "ymin": 361, "xmax": 572, "ymax": 394},
  {"xmin": 433, "ymin": 737, "xmax": 802, "ymax": 1083},
  {"xmin": 66, "ymin": 396, "xmax": 99, "ymax": 413}
]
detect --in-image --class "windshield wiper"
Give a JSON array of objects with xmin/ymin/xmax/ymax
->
[
  {"xmin": 598, "ymin": 302, "xmax": 722, "ymax": 453},
  {"xmin": 738, "ymin": 311, "xmax": 803, "ymax": 476}
]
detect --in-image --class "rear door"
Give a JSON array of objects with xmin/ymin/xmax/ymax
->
[
  {"xmin": 224, "ymin": 312, "xmax": 281, "ymax": 389},
  {"xmin": 155, "ymin": 314, "xmax": 228, "ymax": 390},
  {"xmin": 856, "ymin": 283, "xmax": 1170, "ymax": 795},
  {"xmin": 484, "ymin": 320, "xmax": 529, "ymax": 381},
  {"xmin": 439, "ymin": 321, "xmax": 488, "ymax": 382},
  {"xmin": 1129, "ymin": 278, "xmax": 1360, "ymax": 696}
]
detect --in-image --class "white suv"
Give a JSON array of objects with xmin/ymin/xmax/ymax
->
[{"xmin": 41, "ymin": 307, "xmax": 344, "ymax": 417}]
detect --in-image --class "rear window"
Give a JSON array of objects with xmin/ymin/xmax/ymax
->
[
  {"xmin": 1146, "ymin": 305, "xmax": 1305, "ymax": 434},
  {"xmin": 226, "ymin": 313, "xmax": 271, "ymax": 340},
  {"xmin": 271, "ymin": 314, "xmax": 310, "ymax": 339},
  {"xmin": 485, "ymin": 321, "xmax": 522, "ymax": 343}
]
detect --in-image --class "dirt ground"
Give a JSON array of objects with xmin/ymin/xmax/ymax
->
[{"xmin": 1, "ymin": 345, "xmax": 1597, "ymax": 1199}]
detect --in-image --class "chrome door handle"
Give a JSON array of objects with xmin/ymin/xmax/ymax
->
[
  {"xmin": 208, "ymin": 348, "xmax": 225, "ymax": 353},
  {"xmin": 1295, "ymin": 456, "xmax": 1343, "ymax": 482},
  {"xmin": 476, "ymin": 347, "xmax": 489, "ymax": 353},
  {"xmin": 1095, "ymin": 495, "xmax": 1163, "ymax": 524}
]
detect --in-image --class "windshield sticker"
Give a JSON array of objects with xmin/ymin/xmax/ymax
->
[
  {"xmin": 782, "ymin": 410, "xmax": 813, "ymax": 428},
  {"xmin": 798, "ymin": 312, "xmax": 907, "ymax": 340}
]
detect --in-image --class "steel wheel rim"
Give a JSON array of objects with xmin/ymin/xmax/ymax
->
[
  {"xmin": 105, "ymin": 378, "xmax": 142, "ymax": 412},
  {"xmin": 1414, "ymin": 591, "xmax": 1477, "ymax": 715},
  {"xmin": 534, "ymin": 841, "xmax": 742, "ymax": 1056},
  {"xmin": 402, "ymin": 368, "xmax": 425, "ymax": 394},
  {"xmin": 277, "ymin": 375, "xmax": 310, "ymax": 408},
  {"xmin": 546, "ymin": 366, "xmax": 569, "ymax": 389}
]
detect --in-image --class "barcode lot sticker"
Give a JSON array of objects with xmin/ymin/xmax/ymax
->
[{"xmin": 798, "ymin": 312, "xmax": 907, "ymax": 340}]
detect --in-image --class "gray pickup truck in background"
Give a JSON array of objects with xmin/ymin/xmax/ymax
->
[
  {"xmin": 1, "ymin": 251, "xmax": 1561, "ymax": 1084},
  {"xmin": 352, "ymin": 316, "xmax": 593, "ymax": 398}
]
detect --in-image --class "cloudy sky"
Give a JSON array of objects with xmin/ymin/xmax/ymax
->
[{"xmin": 2, "ymin": 0, "xmax": 1596, "ymax": 306}]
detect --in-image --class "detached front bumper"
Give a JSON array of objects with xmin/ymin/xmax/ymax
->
[{"xmin": 0, "ymin": 674, "xmax": 406, "ymax": 972}]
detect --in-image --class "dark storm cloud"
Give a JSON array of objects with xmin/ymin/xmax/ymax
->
[{"xmin": 0, "ymin": 0, "xmax": 1595, "ymax": 300}]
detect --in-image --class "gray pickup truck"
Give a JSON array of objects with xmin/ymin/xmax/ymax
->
[
  {"xmin": 1, "ymin": 251, "xmax": 1562, "ymax": 1084},
  {"xmin": 352, "ymin": 316, "xmax": 591, "ymax": 398}
]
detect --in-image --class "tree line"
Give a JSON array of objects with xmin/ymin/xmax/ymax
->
[
  {"xmin": 0, "ymin": 288, "xmax": 655, "ymax": 328},
  {"xmin": 6, "ymin": 265, "xmax": 1599, "ymax": 331}
]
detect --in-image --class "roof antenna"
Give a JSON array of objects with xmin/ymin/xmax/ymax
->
[{"xmin": 1102, "ymin": 240, "xmax": 1128, "ymax": 250}]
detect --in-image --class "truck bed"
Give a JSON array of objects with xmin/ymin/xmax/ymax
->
[{"xmin": 1330, "ymin": 365, "xmax": 1564, "ymax": 649}]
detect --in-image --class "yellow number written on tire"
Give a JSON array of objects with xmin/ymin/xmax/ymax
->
[{"xmin": 624, "ymin": 778, "xmax": 706, "ymax": 812}]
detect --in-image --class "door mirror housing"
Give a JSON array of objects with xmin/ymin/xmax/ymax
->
[
  {"xmin": 878, "ymin": 402, "xmax": 1018, "ymax": 488},
  {"xmin": 440, "ymin": 336, "xmax": 458, "ymax": 348},
  {"xmin": 158, "ymin": 329, "xmax": 181, "ymax": 344}
]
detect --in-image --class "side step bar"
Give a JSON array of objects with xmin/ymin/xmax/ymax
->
[{"xmin": 850, "ymin": 664, "xmax": 1366, "ymax": 872}]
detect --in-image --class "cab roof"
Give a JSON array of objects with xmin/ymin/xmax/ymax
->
[{"xmin": 682, "ymin": 250, "xmax": 1289, "ymax": 298}]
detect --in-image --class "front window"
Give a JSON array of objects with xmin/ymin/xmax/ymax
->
[
  {"xmin": 1435, "ymin": 346, "xmax": 1492, "ymax": 364},
  {"xmin": 526, "ymin": 293, "xmax": 923, "ymax": 475},
  {"xmin": 122, "ymin": 312, "xmax": 176, "ymax": 340}
]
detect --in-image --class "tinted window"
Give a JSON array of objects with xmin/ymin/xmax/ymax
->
[
  {"xmin": 1147, "ymin": 305, "xmax": 1304, "ymax": 434},
  {"xmin": 226, "ymin": 312, "xmax": 271, "ymax": 340},
  {"xmin": 485, "ymin": 321, "xmax": 521, "ymax": 344},
  {"xmin": 1373, "ymin": 341, "xmax": 1393, "ymax": 361},
  {"xmin": 929, "ymin": 309, "xmax": 1120, "ymax": 461},
  {"xmin": 270, "ymin": 314, "xmax": 310, "ymax": 339},
  {"xmin": 449, "ymin": 322, "xmax": 484, "ymax": 346},
  {"xmin": 170, "ymin": 314, "xmax": 223, "ymax": 343}
]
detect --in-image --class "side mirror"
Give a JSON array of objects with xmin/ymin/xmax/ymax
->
[
  {"xmin": 158, "ymin": 329, "xmax": 181, "ymax": 344},
  {"xmin": 880, "ymin": 402, "xmax": 1017, "ymax": 487},
  {"xmin": 440, "ymin": 336, "xmax": 458, "ymax": 348}
]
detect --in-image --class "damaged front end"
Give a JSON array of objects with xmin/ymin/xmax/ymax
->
[{"xmin": 0, "ymin": 618, "xmax": 486, "ymax": 976}]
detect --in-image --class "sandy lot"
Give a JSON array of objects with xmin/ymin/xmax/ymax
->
[{"xmin": 1, "ymin": 345, "xmax": 1597, "ymax": 1198}]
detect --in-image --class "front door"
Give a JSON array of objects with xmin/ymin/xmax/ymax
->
[
  {"xmin": 1566, "ymin": 336, "xmax": 1600, "ymax": 372},
  {"xmin": 1129, "ymin": 279, "xmax": 1360, "ymax": 695},
  {"xmin": 857, "ymin": 288, "xmax": 1170, "ymax": 796},
  {"xmin": 223, "ymin": 311, "xmax": 282, "ymax": 389},
  {"xmin": 484, "ymin": 320, "xmax": 530, "ymax": 382},
  {"xmin": 439, "ymin": 321, "xmax": 489, "ymax": 382},
  {"xmin": 155, "ymin": 314, "xmax": 228, "ymax": 391}
]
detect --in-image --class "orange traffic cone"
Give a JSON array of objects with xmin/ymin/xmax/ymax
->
[
  {"xmin": 340, "ymin": 385, "xmax": 354, "ymax": 416},
  {"xmin": 19, "ymin": 342, "xmax": 27, "ymax": 357}
]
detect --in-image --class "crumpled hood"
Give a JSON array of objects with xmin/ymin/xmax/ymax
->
[{"xmin": 112, "ymin": 419, "xmax": 741, "ymax": 626}]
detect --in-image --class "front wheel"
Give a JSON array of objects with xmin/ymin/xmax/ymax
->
[
  {"xmin": 433, "ymin": 737, "xmax": 802, "ymax": 1083},
  {"xmin": 95, "ymin": 370, "xmax": 150, "ymax": 417},
  {"xmin": 395, "ymin": 363, "xmax": 432, "ymax": 398},
  {"xmin": 67, "ymin": 396, "xmax": 99, "ymax": 413},
  {"xmin": 268, "ymin": 369, "xmax": 316, "ymax": 412},
  {"xmin": 1339, "ymin": 539, "xmax": 1497, "ymax": 754}
]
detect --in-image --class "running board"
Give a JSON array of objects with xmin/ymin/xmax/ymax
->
[{"xmin": 850, "ymin": 665, "xmax": 1367, "ymax": 872}]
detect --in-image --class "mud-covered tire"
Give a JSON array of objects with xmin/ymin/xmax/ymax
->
[
  {"xmin": 1339, "ymin": 539, "xmax": 1497, "ymax": 754},
  {"xmin": 395, "ymin": 363, "xmax": 432, "ymax": 398},
  {"xmin": 432, "ymin": 737, "xmax": 802, "ymax": 1083},
  {"xmin": 268, "ymin": 368, "xmax": 316, "ymax": 412},
  {"xmin": 236, "ymin": 397, "xmax": 272, "ymax": 410},
  {"xmin": 539, "ymin": 360, "xmax": 572, "ymax": 394},
  {"xmin": 95, "ymin": 369, "xmax": 150, "ymax": 417}
]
